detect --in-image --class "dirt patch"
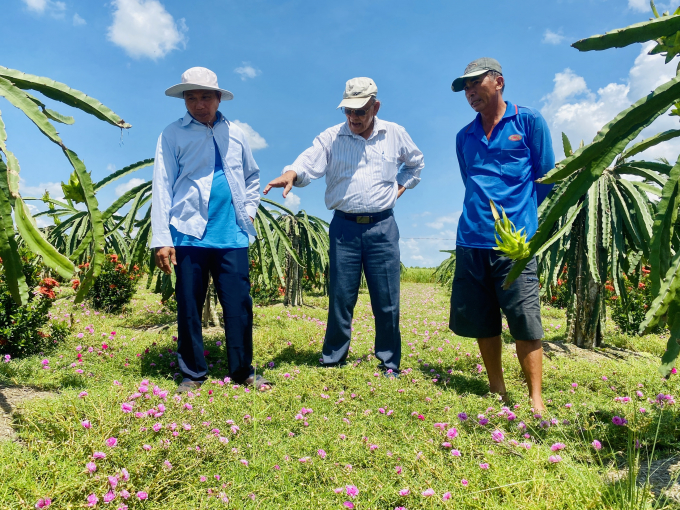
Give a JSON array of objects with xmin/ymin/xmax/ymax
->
[
  {"xmin": 505, "ymin": 340, "xmax": 656, "ymax": 364},
  {"xmin": 607, "ymin": 456, "xmax": 680, "ymax": 503},
  {"xmin": 0, "ymin": 384, "xmax": 58, "ymax": 442}
]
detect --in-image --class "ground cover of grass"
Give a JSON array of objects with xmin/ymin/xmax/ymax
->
[{"xmin": 1, "ymin": 282, "xmax": 679, "ymax": 509}]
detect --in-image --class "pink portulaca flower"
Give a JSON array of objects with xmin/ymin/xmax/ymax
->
[
  {"xmin": 346, "ymin": 485, "xmax": 359, "ymax": 498},
  {"xmin": 92, "ymin": 452, "xmax": 106, "ymax": 459},
  {"xmin": 86, "ymin": 462, "xmax": 97, "ymax": 474},
  {"xmin": 398, "ymin": 488, "xmax": 410, "ymax": 496},
  {"xmin": 442, "ymin": 491, "xmax": 452, "ymax": 501},
  {"xmin": 479, "ymin": 462, "xmax": 490, "ymax": 470},
  {"xmin": 35, "ymin": 498, "xmax": 51, "ymax": 508},
  {"xmin": 106, "ymin": 437, "xmax": 118, "ymax": 447},
  {"xmin": 86, "ymin": 494, "xmax": 98, "ymax": 507},
  {"xmin": 549, "ymin": 455, "xmax": 562, "ymax": 463},
  {"xmin": 592, "ymin": 440, "xmax": 602, "ymax": 451},
  {"xmin": 81, "ymin": 420, "xmax": 91, "ymax": 429},
  {"xmin": 334, "ymin": 488, "xmax": 343, "ymax": 494},
  {"xmin": 491, "ymin": 429, "xmax": 505, "ymax": 443},
  {"xmin": 446, "ymin": 427, "xmax": 458, "ymax": 439},
  {"xmin": 422, "ymin": 488, "xmax": 435, "ymax": 497},
  {"xmin": 121, "ymin": 403, "xmax": 133, "ymax": 413},
  {"xmin": 136, "ymin": 491, "xmax": 148, "ymax": 500},
  {"xmin": 317, "ymin": 449, "xmax": 327, "ymax": 459},
  {"xmin": 461, "ymin": 479, "xmax": 469, "ymax": 487},
  {"xmin": 103, "ymin": 490, "xmax": 116, "ymax": 504}
]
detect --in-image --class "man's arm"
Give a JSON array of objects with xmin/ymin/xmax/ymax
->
[
  {"xmin": 150, "ymin": 132, "xmax": 178, "ymax": 274},
  {"xmin": 395, "ymin": 127, "xmax": 424, "ymax": 194},
  {"xmin": 264, "ymin": 132, "xmax": 331, "ymax": 196},
  {"xmin": 529, "ymin": 112, "xmax": 556, "ymax": 205},
  {"xmin": 456, "ymin": 131, "xmax": 468, "ymax": 187},
  {"xmin": 241, "ymin": 134, "xmax": 260, "ymax": 220}
]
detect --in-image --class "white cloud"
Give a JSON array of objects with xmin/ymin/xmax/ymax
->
[
  {"xmin": 234, "ymin": 63, "xmax": 261, "ymax": 81},
  {"xmin": 541, "ymin": 43, "xmax": 680, "ymax": 161},
  {"xmin": 628, "ymin": 0, "xmax": 650, "ymax": 12},
  {"xmin": 22, "ymin": 0, "xmax": 65, "ymax": 16},
  {"xmin": 232, "ymin": 120, "xmax": 268, "ymax": 151},
  {"xmin": 542, "ymin": 29, "xmax": 565, "ymax": 45},
  {"xmin": 399, "ymin": 235, "xmax": 456, "ymax": 267},
  {"xmin": 73, "ymin": 13, "xmax": 86, "ymax": 26},
  {"xmin": 115, "ymin": 178, "xmax": 146, "ymax": 197},
  {"xmin": 107, "ymin": 0, "xmax": 187, "ymax": 60},
  {"xmin": 426, "ymin": 212, "xmax": 461, "ymax": 230},
  {"xmin": 25, "ymin": 203, "xmax": 51, "ymax": 228},
  {"xmin": 284, "ymin": 192, "xmax": 301, "ymax": 214},
  {"xmin": 19, "ymin": 178, "xmax": 64, "ymax": 199}
]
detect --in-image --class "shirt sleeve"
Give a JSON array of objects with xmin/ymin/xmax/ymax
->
[
  {"xmin": 529, "ymin": 111, "xmax": 556, "ymax": 205},
  {"xmin": 283, "ymin": 131, "xmax": 331, "ymax": 188},
  {"xmin": 395, "ymin": 127, "xmax": 425, "ymax": 189},
  {"xmin": 150, "ymin": 131, "xmax": 178, "ymax": 248},
  {"xmin": 241, "ymin": 135, "xmax": 261, "ymax": 219},
  {"xmin": 456, "ymin": 130, "xmax": 468, "ymax": 187}
]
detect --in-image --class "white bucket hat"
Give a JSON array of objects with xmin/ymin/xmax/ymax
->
[
  {"xmin": 337, "ymin": 77, "xmax": 378, "ymax": 109},
  {"xmin": 165, "ymin": 67, "xmax": 234, "ymax": 101}
]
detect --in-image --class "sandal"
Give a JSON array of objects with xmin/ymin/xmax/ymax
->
[
  {"xmin": 244, "ymin": 374, "xmax": 273, "ymax": 391},
  {"xmin": 176, "ymin": 378, "xmax": 204, "ymax": 393}
]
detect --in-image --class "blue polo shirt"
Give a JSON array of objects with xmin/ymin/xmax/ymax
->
[
  {"xmin": 455, "ymin": 101, "xmax": 555, "ymax": 249},
  {"xmin": 170, "ymin": 138, "xmax": 249, "ymax": 249}
]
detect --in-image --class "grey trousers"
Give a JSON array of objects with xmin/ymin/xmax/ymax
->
[{"xmin": 322, "ymin": 210, "xmax": 402, "ymax": 372}]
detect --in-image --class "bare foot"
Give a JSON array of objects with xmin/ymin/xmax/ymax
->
[{"xmin": 531, "ymin": 396, "xmax": 545, "ymax": 412}]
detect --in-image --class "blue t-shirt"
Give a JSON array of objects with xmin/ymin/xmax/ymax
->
[
  {"xmin": 171, "ymin": 139, "xmax": 249, "ymax": 249},
  {"xmin": 455, "ymin": 101, "xmax": 555, "ymax": 249}
]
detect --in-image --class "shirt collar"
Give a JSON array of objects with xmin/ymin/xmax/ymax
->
[
  {"xmin": 339, "ymin": 116, "xmax": 387, "ymax": 139},
  {"xmin": 467, "ymin": 101, "xmax": 515, "ymax": 136},
  {"xmin": 181, "ymin": 110, "xmax": 224, "ymax": 127}
]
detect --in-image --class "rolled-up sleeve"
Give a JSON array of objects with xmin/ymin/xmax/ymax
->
[
  {"xmin": 530, "ymin": 112, "xmax": 556, "ymax": 205},
  {"xmin": 150, "ymin": 132, "xmax": 178, "ymax": 248},
  {"xmin": 283, "ymin": 132, "xmax": 331, "ymax": 188},
  {"xmin": 241, "ymin": 137, "xmax": 260, "ymax": 219},
  {"xmin": 396, "ymin": 127, "xmax": 424, "ymax": 189}
]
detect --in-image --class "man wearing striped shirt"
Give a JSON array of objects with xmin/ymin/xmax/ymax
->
[{"xmin": 264, "ymin": 77, "xmax": 424, "ymax": 377}]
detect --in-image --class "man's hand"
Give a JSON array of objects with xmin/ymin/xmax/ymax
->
[
  {"xmin": 263, "ymin": 170, "xmax": 297, "ymax": 198},
  {"xmin": 397, "ymin": 185, "xmax": 406, "ymax": 198},
  {"xmin": 155, "ymin": 247, "xmax": 176, "ymax": 275}
]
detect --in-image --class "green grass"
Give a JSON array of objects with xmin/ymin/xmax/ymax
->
[
  {"xmin": 401, "ymin": 267, "xmax": 435, "ymax": 283},
  {"xmin": 1, "ymin": 282, "xmax": 679, "ymax": 509}
]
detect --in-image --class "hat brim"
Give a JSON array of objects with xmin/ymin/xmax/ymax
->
[
  {"xmin": 336, "ymin": 96, "xmax": 375, "ymax": 109},
  {"xmin": 165, "ymin": 83, "xmax": 234, "ymax": 101},
  {"xmin": 451, "ymin": 69, "xmax": 491, "ymax": 93}
]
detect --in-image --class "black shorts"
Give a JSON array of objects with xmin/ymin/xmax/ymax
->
[{"xmin": 449, "ymin": 246, "xmax": 543, "ymax": 341}]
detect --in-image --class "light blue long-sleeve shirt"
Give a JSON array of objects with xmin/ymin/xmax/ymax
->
[{"xmin": 151, "ymin": 111, "xmax": 260, "ymax": 248}]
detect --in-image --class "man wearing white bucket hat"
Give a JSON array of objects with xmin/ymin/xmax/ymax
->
[
  {"xmin": 151, "ymin": 67, "xmax": 269, "ymax": 393},
  {"xmin": 264, "ymin": 77, "xmax": 424, "ymax": 377}
]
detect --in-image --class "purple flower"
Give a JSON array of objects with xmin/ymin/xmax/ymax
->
[
  {"xmin": 612, "ymin": 416, "xmax": 627, "ymax": 426},
  {"xmin": 457, "ymin": 412, "xmax": 468, "ymax": 421}
]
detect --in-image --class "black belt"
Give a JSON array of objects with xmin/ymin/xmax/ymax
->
[{"xmin": 335, "ymin": 209, "xmax": 393, "ymax": 224}]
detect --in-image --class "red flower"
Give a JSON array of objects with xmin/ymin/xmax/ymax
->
[
  {"xmin": 638, "ymin": 282, "xmax": 645, "ymax": 289},
  {"xmin": 71, "ymin": 279, "xmax": 80, "ymax": 290},
  {"xmin": 611, "ymin": 295, "xmax": 618, "ymax": 301},
  {"xmin": 38, "ymin": 287, "xmax": 56, "ymax": 299},
  {"xmin": 109, "ymin": 284, "xmax": 116, "ymax": 289},
  {"xmin": 41, "ymin": 278, "xmax": 59, "ymax": 288},
  {"xmin": 551, "ymin": 296, "xmax": 557, "ymax": 302}
]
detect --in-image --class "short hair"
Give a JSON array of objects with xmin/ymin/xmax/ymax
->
[{"xmin": 486, "ymin": 71, "xmax": 505, "ymax": 94}]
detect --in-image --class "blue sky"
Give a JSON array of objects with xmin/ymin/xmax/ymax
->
[{"xmin": 3, "ymin": 0, "xmax": 678, "ymax": 266}]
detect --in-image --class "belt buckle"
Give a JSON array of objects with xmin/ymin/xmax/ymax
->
[{"xmin": 356, "ymin": 216, "xmax": 370, "ymax": 224}]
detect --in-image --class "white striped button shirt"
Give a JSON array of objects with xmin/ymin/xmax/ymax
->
[{"xmin": 283, "ymin": 117, "xmax": 424, "ymax": 213}]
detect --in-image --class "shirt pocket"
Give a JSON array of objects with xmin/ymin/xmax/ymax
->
[
  {"xmin": 500, "ymin": 148, "xmax": 531, "ymax": 179},
  {"xmin": 381, "ymin": 155, "xmax": 399, "ymax": 182}
]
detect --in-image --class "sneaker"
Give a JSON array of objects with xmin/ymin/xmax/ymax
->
[{"xmin": 383, "ymin": 371, "xmax": 400, "ymax": 380}]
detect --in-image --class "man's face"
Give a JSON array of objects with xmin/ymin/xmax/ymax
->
[
  {"xmin": 345, "ymin": 98, "xmax": 381, "ymax": 136},
  {"xmin": 184, "ymin": 90, "xmax": 220, "ymax": 124},
  {"xmin": 464, "ymin": 73, "xmax": 504, "ymax": 113}
]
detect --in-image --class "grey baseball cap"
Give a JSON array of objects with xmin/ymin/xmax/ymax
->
[{"xmin": 451, "ymin": 57, "xmax": 502, "ymax": 92}]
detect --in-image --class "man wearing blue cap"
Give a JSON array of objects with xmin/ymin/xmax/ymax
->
[{"xmin": 449, "ymin": 58, "xmax": 555, "ymax": 411}]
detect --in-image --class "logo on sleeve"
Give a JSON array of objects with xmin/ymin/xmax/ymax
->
[{"xmin": 508, "ymin": 134, "xmax": 522, "ymax": 141}]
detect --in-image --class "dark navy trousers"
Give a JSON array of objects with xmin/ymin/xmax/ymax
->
[
  {"xmin": 322, "ymin": 211, "xmax": 402, "ymax": 372},
  {"xmin": 174, "ymin": 246, "xmax": 253, "ymax": 383}
]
